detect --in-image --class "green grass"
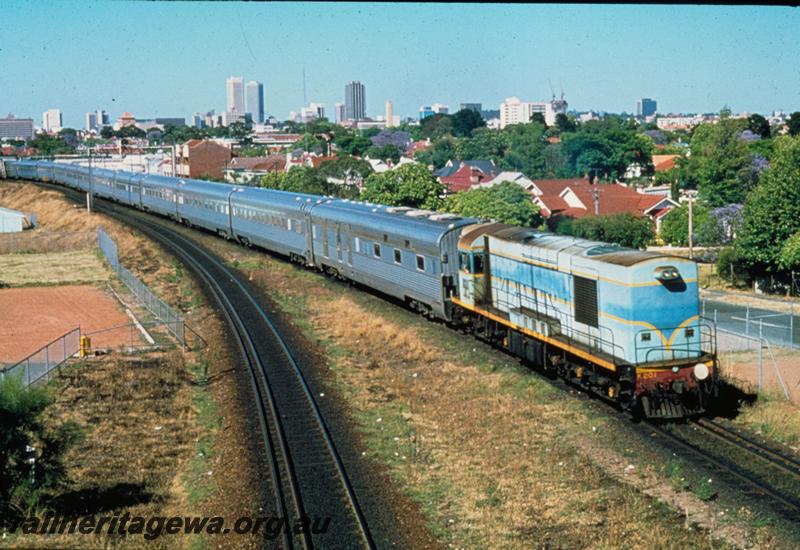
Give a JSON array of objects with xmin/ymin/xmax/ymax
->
[{"xmin": 183, "ymin": 357, "xmax": 220, "ymax": 505}]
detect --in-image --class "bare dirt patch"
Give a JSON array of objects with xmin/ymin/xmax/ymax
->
[
  {"xmin": 0, "ymin": 285, "xmax": 135, "ymax": 365},
  {"xmin": 0, "ymin": 250, "xmax": 110, "ymax": 286},
  {"xmin": 720, "ymin": 348, "xmax": 800, "ymax": 404}
]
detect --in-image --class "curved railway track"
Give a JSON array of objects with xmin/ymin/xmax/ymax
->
[
  {"xmin": 647, "ymin": 419, "xmax": 800, "ymax": 523},
  {"xmin": 83, "ymin": 194, "xmax": 374, "ymax": 549}
]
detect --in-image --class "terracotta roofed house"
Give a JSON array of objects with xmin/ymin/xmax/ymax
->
[
  {"xmin": 530, "ymin": 178, "xmax": 677, "ymax": 232},
  {"xmin": 177, "ymin": 139, "xmax": 233, "ymax": 180}
]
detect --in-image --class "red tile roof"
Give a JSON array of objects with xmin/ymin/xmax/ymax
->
[
  {"xmin": 652, "ymin": 154, "xmax": 679, "ymax": 172},
  {"xmin": 441, "ymin": 165, "xmax": 494, "ymax": 193},
  {"xmin": 532, "ymin": 178, "xmax": 673, "ymax": 219},
  {"xmin": 229, "ymin": 156, "xmax": 286, "ymax": 171}
]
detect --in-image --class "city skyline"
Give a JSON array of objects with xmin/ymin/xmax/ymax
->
[{"xmin": 3, "ymin": 3, "xmax": 800, "ymax": 128}]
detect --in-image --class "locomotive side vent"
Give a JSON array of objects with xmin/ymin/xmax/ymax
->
[{"xmin": 573, "ymin": 275, "xmax": 598, "ymax": 328}]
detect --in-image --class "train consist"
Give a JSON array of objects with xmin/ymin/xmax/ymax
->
[{"xmin": 3, "ymin": 160, "xmax": 718, "ymax": 418}]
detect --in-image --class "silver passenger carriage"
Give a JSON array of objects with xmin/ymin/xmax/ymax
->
[
  {"xmin": 230, "ymin": 187, "xmax": 319, "ymax": 262},
  {"xmin": 307, "ymin": 200, "xmax": 477, "ymax": 320}
]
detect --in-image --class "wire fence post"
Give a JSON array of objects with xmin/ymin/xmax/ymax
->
[
  {"xmin": 758, "ymin": 320, "xmax": 763, "ymax": 392},
  {"xmin": 745, "ymin": 304, "xmax": 750, "ymax": 337},
  {"xmin": 790, "ymin": 303, "xmax": 795, "ymax": 349}
]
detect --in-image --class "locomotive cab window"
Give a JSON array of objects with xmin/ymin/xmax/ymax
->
[
  {"xmin": 459, "ymin": 252, "xmax": 469, "ymax": 271},
  {"xmin": 573, "ymin": 275, "xmax": 598, "ymax": 327},
  {"xmin": 685, "ymin": 328, "xmax": 695, "ymax": 338},
  {"xmin": 641, "ymin": 332, "xmax": 651, "ymax": 342},
  {"xmin": 473, "ymin": 254, "xmax": 484, "ymax": 274}
]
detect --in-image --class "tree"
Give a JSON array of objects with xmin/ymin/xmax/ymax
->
[
  {"xmin": 366, "ymin": 144, "xmax": 402, "ymax": 163},
  {"xmin": 499, "ymin": 122, "xmax": 548, "ymax": 177},
  {"xmin": 686, "ymin": 119, "xmax": 753, "ymax": 207},
  {"xmin": 419, "ymin": 114, "xmax": 454, "ymax": 139},
  {"xmin": 292, "ymin": 133, "xmax": 325, "ymax": 155},
  {"xmin": 100, "ymin": 126, "xmax": 114, "ymax": 139},
  {"xmin": 530, "ymin": 113, "xmax": 547, "ymax": 126},
  {"xmin": 561, "ymin": 117, "xmax": 653, "ymax": 181},
  {"xmin": 361, "ymin": 163, "xmax": 445, "ymax": 209},
  {"xmin": 444, "ymin": 182, "xmax": 542, "ymax": 227},
  {"xmin": 27, "ymin": 134, "xmax": 75, "ymax": 156},
  {"xmin": 659, "ymin": 203, "xmax": 720, "ymax": 246},
  {"xmin": 455, "ymin": 129, "xmax": 508, "ymax": 163},
  {"xmin": 316, "ymin": 156, "xmax": 373, "ymax": 184},
  {"xmin": 1, "ymin": 376, "xmax": 82, "ymax": 522},
  {"xmin": 333, "ymin": 132, "xmax": 371, "ymax": 157},
  {"xmin": 747, "ymin": 114, "xmax": 771, "ymax": 139},
  {"xmin": 787, "ymin": 112, "xmax": 800, "ymax": 137},
  {"xmin": 736, "ymin": 136, "xmax": 800, "ymax": 273},
  {"xmin": 451, "ymin": 109, "xmax": 486, "ymax": 137},
  {"xmin": 555, "ymin": 113, "xmax": 577, "ymax": 133},
  {"xmin": 779, "ymin": 232, "xmax": 800, "ymax": 271},
  {"xmin": 413, "ymin": 137, "xmax": 457, "ymax": 169},
  {"xmin": 557, "ymin": 213, "xmax": 653, "ymax": 249}
]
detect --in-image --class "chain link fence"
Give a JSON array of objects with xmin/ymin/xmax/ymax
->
[
  {"xmin": 97, "ymin": 228, "xmax": 185, "ymax": 345},
  {"xmin": 0, "ymin": 328, "xmax": 81, "ymax": 387}
]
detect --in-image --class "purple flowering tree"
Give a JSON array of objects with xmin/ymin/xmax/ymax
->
[
  {"xmin": 370, "ymin": 130, "xmax": 411, "ymax": 150},
  {"xmin": 711, "ymin": 204, "xmax": 744, "ymax": 243}
]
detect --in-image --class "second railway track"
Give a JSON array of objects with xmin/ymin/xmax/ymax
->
[{"xmin": 90, "ymin": 195, "xmax": 374, "ymax": 549}]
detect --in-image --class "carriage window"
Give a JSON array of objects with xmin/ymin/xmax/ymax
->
[
  {"xmin": 459, "ymin": 252, "xmax": 469, "ymax": 271},
  {"xmin": 416, "ymin": 255, "xmax": 425, "ymax": 272},
  {"xmin": 354, "ymin": 236, "xmax": 360, "ymax": 252},
  {"xmin": 373, "ymin": 243, "xmax": 381, "ymax": 258},
  {"xmin": 394, "ymin": 249, "xmax": 402, "ymax": 264},
  {"xmin": 287, "ymin": 219, "xmax": 293, "ymax": 231}
]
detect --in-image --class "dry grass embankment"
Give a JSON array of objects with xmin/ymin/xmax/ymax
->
[
  {"xmin": 0, "ymin": 251, "xmax": 109, "ymax": 286},
  {"xmin": 9, "ymin": 353, "xmax": 195, "ymax": 549}
]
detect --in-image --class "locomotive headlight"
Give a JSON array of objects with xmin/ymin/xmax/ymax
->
[
  {"xmin": 693, "ymin": 363, "xmax": 710, "ymax": 381},
  {"xmin": 654, "ymin": 266, "xmax": 680, "ymax": 281}
]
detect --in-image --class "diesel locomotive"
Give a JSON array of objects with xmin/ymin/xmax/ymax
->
[{"xmin": 3, "ymin": 159, "xmax": 718, "ymax": 418}]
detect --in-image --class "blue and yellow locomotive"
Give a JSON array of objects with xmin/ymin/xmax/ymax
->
[{"xmin": 452, "ymin": 224, "xmax": 717, "ymax": 418}]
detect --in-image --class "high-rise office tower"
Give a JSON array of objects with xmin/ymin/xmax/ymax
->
[
  {"xmin": 334, "ymin": 102, "xmax": 346, "ymax": 124},
  {"xmin": 85, "ymin": 112, "xmax": 97, "ymax": 131},
  {"xmin": 246, "ymin": 80, "xmax": 265, "ymax": 123},
  {"xmin": 344, "ymin": 81, "xmax": 366, "ymax": 121},
  {"xmin": 226, "ymin": 76, "xmax": 245, "ymax": 114},
  {"xmin": 385, "ymin": 100, "xmax": 394, "ymax": 127},
  {"xmin": 42, "ymin": 109, "xmax": 62, "ymax": 132},
  {"xmin": 636, "ymin": 98, "xmax": 657, "ymax": 117}
]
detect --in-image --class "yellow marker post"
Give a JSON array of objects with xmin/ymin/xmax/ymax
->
[{"xmin": 79, "ymin": 335, "xmax": 92, "ymax": 358}]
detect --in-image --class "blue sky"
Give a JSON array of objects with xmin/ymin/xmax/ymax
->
[{"xmin": 2, "ymin": 2, "xmax": 799, "ymax": 128}]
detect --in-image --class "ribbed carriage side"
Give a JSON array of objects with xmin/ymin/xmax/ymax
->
[
  {"xmin": 307, "ymin": 200, "xmax": 476, "ymax": 320},
  {"xmin": 229, "ymin": 187, "xmax": 317, "ymax": 260}
]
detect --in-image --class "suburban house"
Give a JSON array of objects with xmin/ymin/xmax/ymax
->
[
  {"xmin": 625, "ymin": 153, "xmax": 682, "ymax": 179},
  {"xmin": 473, "ymin": 171, "xmax": 536, "ymax": 193},
  {"xmin": 530, "ymin": 178, "xmax": 678, "ymax": 231},
  {"xmin": 176, "ymin": 139, "xmax": 232, "ymax": 180},
  {"xmin": 434, "ymin": 160, "xmax": 500, "ymax": 193},
  {"xmin": 224, "ymin": 155, "xmax": 286, "ymax": 183}
]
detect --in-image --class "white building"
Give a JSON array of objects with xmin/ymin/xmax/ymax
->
[
  {"xmin": 85, "ymin": 112, "xmax": 97, "ymax": 132},
  {"xmin": 226, "ymin": 76, "xmax": 245, "ymax": 122},
  {"xmin": 300, "ymin": 103, "xmax": 325, "ymax": 123},
  {"xmin": 42, "ymin": 109, "xmax": 62, "ymax": 132},
  {"xmin": 499, "ymin": 97, "xmax": 567, "ymax": 128},
  {"xmin": 334, "ymin": 102, "xmax": 345, "ymax": 124}
]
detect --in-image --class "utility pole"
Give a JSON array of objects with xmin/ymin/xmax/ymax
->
[
  {"xmin": 87, "ymin": 148, "xmax": 94, "ymax": 214},
  {"xmin": 687, "ymin": 190, "xmax": 697, "ymax": 259}
]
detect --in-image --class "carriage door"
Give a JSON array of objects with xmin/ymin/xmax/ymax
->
[
  {"xmin": 336, "ymin": 224, "xmax": 343, "ymax": 263},
  {"xmin": 345, "ymin": 226, "xmax": 353, "ymax": 266},
  {"xmin": 473, "ymin": 236, "xmax": 492, "ymax": 307}
]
